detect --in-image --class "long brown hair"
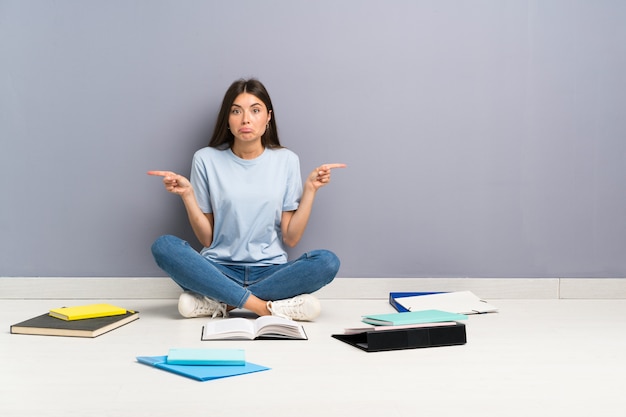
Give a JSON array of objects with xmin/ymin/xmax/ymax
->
[{"xmin": 208, "ymin": 78, "xmax": 281, "ymax": 149}]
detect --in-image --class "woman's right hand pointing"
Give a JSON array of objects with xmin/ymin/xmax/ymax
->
[{"xmin": 147, "ymin": 171, "xmax": 192, "ymax": 197}]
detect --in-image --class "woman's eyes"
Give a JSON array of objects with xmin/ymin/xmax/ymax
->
[{"xmin": 230, "ymin": 107, "xmax": 262, "ymax": 115}]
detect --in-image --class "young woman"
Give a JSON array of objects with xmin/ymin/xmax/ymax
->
[{"xmin": 149, "ymin": 78, "xmax": 346, "ymax": 321}]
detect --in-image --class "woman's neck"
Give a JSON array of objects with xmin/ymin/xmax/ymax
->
[{"xmin": 231, "ymin": 141, "xmax": 264, "ymax": 160}]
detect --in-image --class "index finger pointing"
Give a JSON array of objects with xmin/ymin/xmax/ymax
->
[
  {"xmin": 147, "ymin": 170, "xmax": 175, "ymax": 177},
  {"xmin": 322, "ymin": 163, "xmax": 347, "ymax": 170}
]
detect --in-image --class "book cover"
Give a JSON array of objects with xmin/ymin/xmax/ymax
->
[
  {"xmin": 136, "ymin": 356, "xmax": 269, "ymax": 381},
  {"xmin": 10, "ymin": 311, "xmax": 139, "ymax": 338},
  {"xmin": 201, "ymin": 316, "xmax": 307, "ymax": 341},
  {"xmin": 361, "ymin": 309, "xmax": 467, "ymax": 326},
  {"xmin": 332, "ymin": 322, "xmax": 467, "ymax": 352},
  {"xmin": 389, "ymin": 291, "xmax": 498, "ymax": 314},
  {"xmin": 49, "ymin": 303, "xmax": 128, "ymax": 321},
  {"xmin": 166, "ymin": 348, "xmax": 246, "ymax": 366}
]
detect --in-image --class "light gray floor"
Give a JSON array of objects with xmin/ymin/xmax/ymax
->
[{"xmin": 2, "ymin": 298, "xmax": 626, "ymax": 417}]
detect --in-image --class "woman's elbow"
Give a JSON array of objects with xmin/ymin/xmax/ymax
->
[
  {"xmin": 283, "ymin": 237, "xmax": 299, "ymax": 248},
  {"xmin": 196, "ymin": 234, "xmax": 213, "ymax": 248}
]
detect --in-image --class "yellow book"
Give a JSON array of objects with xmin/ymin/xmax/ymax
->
[{"xmin": 49, "ymin": 303, "xmax": 128, "ymax": 321}]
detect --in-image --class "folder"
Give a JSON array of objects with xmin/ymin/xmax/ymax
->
[
  {"xmin": 136, "ymin": 356, "xmax": 269, "ymax": 381},
  {"xmin": 389, "ymin": 292, "xmax": 444, "ymax": 313},
  {"xmin": 332, "ymin": 322, "xmax": 467, "ymax": 352},
  {"xmin": 389, "ymin": 291, "xmax": 498, "ymax": 314}
]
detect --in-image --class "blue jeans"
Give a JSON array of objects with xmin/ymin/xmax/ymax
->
[{"xmin": 151, "ymin": 235, "xmax": 340, "ymax": 308}]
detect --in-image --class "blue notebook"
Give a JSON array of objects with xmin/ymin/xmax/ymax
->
[
  {"xmin": 136, "ymin": 356, "xmax": 269, "ymax": 381},
  {"xmin": 361, "ymin": 309, "xmax": 468, "ymax": 326},
  {"xmin": 166, "ymin": 348, "xmax": 245, "ymax": 366}
]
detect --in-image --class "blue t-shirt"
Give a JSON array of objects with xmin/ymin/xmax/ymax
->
[{"xmin": 190, "ymin": 147, "xmax": 302, "ymax": 266}]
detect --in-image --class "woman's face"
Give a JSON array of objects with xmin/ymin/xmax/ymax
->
[{"xmin": 228, "ymin": 92, "xmax": 272, "ymax": 144}]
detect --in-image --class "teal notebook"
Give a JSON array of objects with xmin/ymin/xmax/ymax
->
[
  {"xmin": 166, "ymin": 348, "xmax": 245, "ymax": 366},
  {"xmin": 361, "ymin": 309, "xmax": 468, "ymax": 326}
]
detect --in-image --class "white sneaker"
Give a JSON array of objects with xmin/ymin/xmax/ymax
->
[
  {"xmin": 178, "ymin": 291, "xmax": 228, "ymax": 318},
  {"xmin": 267, "ymin": 294, "xmax": 321, "ymax": 321}
]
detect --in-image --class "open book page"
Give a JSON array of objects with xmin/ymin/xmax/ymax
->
[
  {"xmin": 252, "ymin": 316, "xmax": 307, "ymax": 340},
  {"xmin": 202, "ymin": 318, "xmax": 256, "ymax": 340},
  {"xmin": 201, "ymin": 316, "xmax": 307, "ymax": 340}
]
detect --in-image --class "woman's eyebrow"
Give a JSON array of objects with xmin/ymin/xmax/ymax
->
[{"xmin": 231, "ymin": 102, "xmax": 263, "ymax": 108}]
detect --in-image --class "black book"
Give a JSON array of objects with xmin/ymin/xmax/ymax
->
[
  {"xmin": 332, "ymin": 322, "xmax": 466, "ymax": 352},
  {"xmin": 10, "ymin": 310, "xmax": 139, "ymax": 338}
]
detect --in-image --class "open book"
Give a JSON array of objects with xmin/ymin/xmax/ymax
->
[{"xmin": 201, "ymin": 316, "xmax": 307, "ymax": 341}]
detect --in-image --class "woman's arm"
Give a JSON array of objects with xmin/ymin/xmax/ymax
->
[
  {"xmin": 281, "ymin": 163, "xmax": 346, "ymax": 247},
  {"xmin": 181, "ymin": 192, "xmax": 214, "ymax": 248},
  {"xmin": 148, "ymin": 170, "xmax": 214, "ymax": 247}
]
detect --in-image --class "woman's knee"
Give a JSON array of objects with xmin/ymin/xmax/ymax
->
[
  {"xmin": 151, "ymin": 234, "xmax": 182, "ymax": 259},
  {"xmin": 311, "ymin": 249, "xmax": 341, "ymax": 277}
]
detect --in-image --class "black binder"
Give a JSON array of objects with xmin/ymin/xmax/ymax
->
[{"xmin": 331, "ymin": 322, "xmax": 466, "ymax": 352}]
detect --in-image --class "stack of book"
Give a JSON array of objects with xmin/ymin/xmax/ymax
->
[
  {"xmin": 332, "ymin": 309, "xmax": 469, "ymax": 352},
  {"xmin": 136, "ymin": 348, "xmax": 270, "ymax": 381},
  {"xmin": 10, "ymin": 303, "xmax": 139, "ymax": 338},
  {"xmin": 333, "ymin": 291, "xmax": 499, "ymax": 352}
]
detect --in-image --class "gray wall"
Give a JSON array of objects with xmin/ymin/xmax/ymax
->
[{"xmin": 1, "ymin": 1, "xmax": 625, "ymax": 278}]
